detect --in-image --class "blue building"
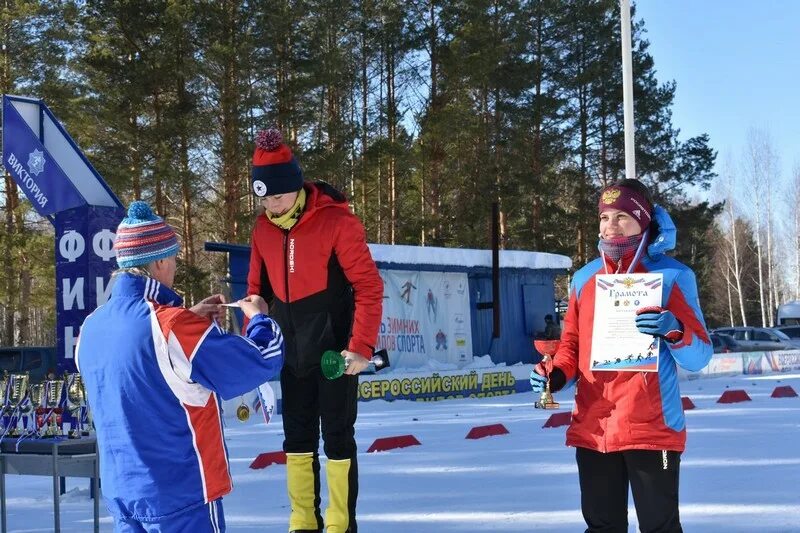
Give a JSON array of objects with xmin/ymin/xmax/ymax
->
[{"xmin": 206, "ymin": 242, "xmax": 571, "ymax": 366}]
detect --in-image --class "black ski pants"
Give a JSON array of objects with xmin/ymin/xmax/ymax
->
[
  {"xmin": 281, "ymin": 366, "xmax": 359, "ymax": 460},
  {"xmin": 576, "ymin": 446, "xmax": 682, "ymax": 533}
]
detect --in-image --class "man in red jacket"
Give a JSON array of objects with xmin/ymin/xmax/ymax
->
[{"xmin": 247, "ymin": 129, "xmax": 383, "ymax": 533}]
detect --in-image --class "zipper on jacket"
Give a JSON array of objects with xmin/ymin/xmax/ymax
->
[{"xmin": 282, "ymin": 230, "xmax": 294, "ymax": 338}]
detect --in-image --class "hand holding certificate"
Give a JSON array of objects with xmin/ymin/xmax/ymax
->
[{"xmin": 238, "ymin": 295, "xmax": 269, "ymax": 318}]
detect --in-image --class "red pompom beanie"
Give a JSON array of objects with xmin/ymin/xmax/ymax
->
[{"xmin": 251, "ymin": 129, "xmax": 304, "ymax": 197}]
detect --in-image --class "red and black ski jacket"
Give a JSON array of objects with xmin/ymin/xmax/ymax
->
[{"xmin": 247, "ymin": 182, "xmax": 383, "ymax": 376}]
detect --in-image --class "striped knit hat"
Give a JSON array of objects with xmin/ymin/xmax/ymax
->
[{"xmin": 114, "ymin": 201, "xmax": 179, "ymax": 268}]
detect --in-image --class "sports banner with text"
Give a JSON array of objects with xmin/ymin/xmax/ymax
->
[{"xmin": 377, "ymin": 270, "xmax": 473, "ymax": 369}]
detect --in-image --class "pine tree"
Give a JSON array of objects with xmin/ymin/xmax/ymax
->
[{"xmin": 196, "ymin": 0, "xmax": 257, "ymax": 243}]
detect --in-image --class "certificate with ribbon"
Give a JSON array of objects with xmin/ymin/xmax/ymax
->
[{"xmin": 590, "ymin": 273, "xmax": 663, "ymax": 372}]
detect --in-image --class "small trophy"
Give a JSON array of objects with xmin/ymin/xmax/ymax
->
[
  {"xmin": 29, "ymin": 383, "xmax": 46, "ymax": 436},
  {"xmin": 6, "ymin": 373, "xmax": 30, "ymax": 436},
  {"xmin": 321, "ymin": 349, "xmax": 391, "ymax": 380},
  {"xmin": 0, "ymin": 372, "xmax": 9, "ymax": 434},
  {"xmin": 44, "ymin": 379, "xmax": 65, "ymax": 437},
  {"xmin": 65, "ymin": 374, "xmax": 87, "ymax": 438},
  {"xmin": 533, "ymin": 339, "xmax": 560, "ymax": 410}
]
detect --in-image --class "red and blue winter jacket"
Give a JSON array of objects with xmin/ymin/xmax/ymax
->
[
  {"xmin": 553, "ymin": 206, "xmax": 712, "ymax": 453},
  {"xmin": 76, "ymin": 273, "xmax": 284, "ymax": 522},
  {"xmin": 247, "ymin": 182, "xmax": 383, "ymax": 375}
]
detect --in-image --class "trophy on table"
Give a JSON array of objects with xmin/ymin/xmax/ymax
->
[
  {"xmin": 533, "ymin": 339, "xmax": 560, "ymax": 410},
  {"xmin": 65, "ymin": 373, "xmax": 87, "ymax": 438},
  {"xmin": 321, "ymin": 349, "xmax": 390, "ymax": 380},
  {"xmin": 44, "ymin": 378, "xmax": 65, "ymax": 437},
  {"xmin": 17, "ymin": 383, "xmax": 37, "ymax": 436},
  {"xmin": 6, "ymin": 373, "xmax": 30, "ymax": 436},
  {"xmin": 0, "ymin": 372, "xmax": 9, "ymax": 434},
  {"xmin": 28, "ymin": 383, "xmax": 46, "ymax": 436}
]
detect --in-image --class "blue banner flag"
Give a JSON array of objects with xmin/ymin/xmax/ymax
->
[
  {"xmin": 6, "ymin": 98, "xmax": 89, "ymax": 215},
  {"xmin": 2, "ymin": 95, "xmax": 124, "ymax": 371}
]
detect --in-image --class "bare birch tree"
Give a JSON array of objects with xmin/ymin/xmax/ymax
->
[
  {"xmin": 765, "ymin": 159, "xmax": 777, "ymax": 326},
  {"xmin": 742, "ymin": 128, "xmax": 775, "ymax": 327},
  {"xmin": 793, "ymin": 163, "xmax": 800, "ymax": 300},
  {"xmin": 717, "ymin": 155, "xmax": 747, "ymax": 326}
]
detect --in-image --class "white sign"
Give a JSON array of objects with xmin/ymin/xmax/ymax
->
[
  {"xmin": 377, "ymin": 270, "xmax": 472, "ymax": 369},
  {"xmin": 590, "ymin": 273, "xmax": 663, "ymax": 372}
]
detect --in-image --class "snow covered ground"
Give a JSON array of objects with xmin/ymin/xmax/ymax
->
[{"xmin": 3, "ymin": 372, "xmax": 799, "ymax": 532}]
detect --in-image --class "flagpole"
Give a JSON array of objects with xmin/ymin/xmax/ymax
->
[{"xmin": 620, "ymin": 0, "xmax": 636, "ymax": 180}]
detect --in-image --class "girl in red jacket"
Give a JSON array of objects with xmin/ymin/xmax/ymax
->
[{"xmin": 531, "ymin": 179, "xmax": 712, "ymax": 533}]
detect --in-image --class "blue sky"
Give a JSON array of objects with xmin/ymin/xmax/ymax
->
[{"xmin": 635, "ymin": 0, "xmax": 800, "ymax": 192}]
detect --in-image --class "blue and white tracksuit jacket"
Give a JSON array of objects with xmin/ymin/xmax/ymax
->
[{"xmin": 76, "ymin": 273, "xmax": 284, "ymax": 522}]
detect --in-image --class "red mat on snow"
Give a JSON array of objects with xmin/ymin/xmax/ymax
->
[
  {"xmin": 771, "ymin": 385, "xmax": 798, "ymax": 398},
  {"xmin": 465, "ymin": 424, "xmax": 509, "ymax": 439},
  {"xmin": 542, "ymin": 411, "xmax": 572, "ymax": 428},
  {"xmin": 681, "ymin": 396, "xmax": 696, "ymax": 410},
  {"xmin": 717, "ymin": 389, "xmax": 752, "ymax": 403},
  {"xmin": 367, "ymin": 435, "xmax": 421, "ymax": 453},
  {"xmin": 249, "ymin": 451, "xmax": 286, "ymax": 470}
]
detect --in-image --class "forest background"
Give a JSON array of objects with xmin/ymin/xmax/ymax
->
[{"xmin": 0, "ymin": 0, "xmax": 790, "ymax": 346}]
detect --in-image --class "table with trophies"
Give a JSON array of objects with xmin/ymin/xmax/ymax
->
[{"xmin": 0, "ymin": 371, "xmax": 99, "ymax": 533}]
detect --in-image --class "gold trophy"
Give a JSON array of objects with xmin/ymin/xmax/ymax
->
[
  {"xmin": 44, "ymin": 379, "xmax": 65, "ymax": 437},
  {"xmin": 0, "ymin": 372, "xmax": 9, "ymax": 434},
  {"xmin": 65, "ymin": 373, "xmax": 87, "ymax": 438},
  {"xmin": 29, "ymin": 383, "xmax": 46, "ymax": 436},
  {"xmin": 17, "ymin": 383, "xmax": 37, "ymax": 436},
  {"xmin": 6, "ymin": 373, "xmax": 30, "ymax": 436},
  {"xmin": 533, "ymin": 340, "xmax": 560, "ymax": 410}
]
